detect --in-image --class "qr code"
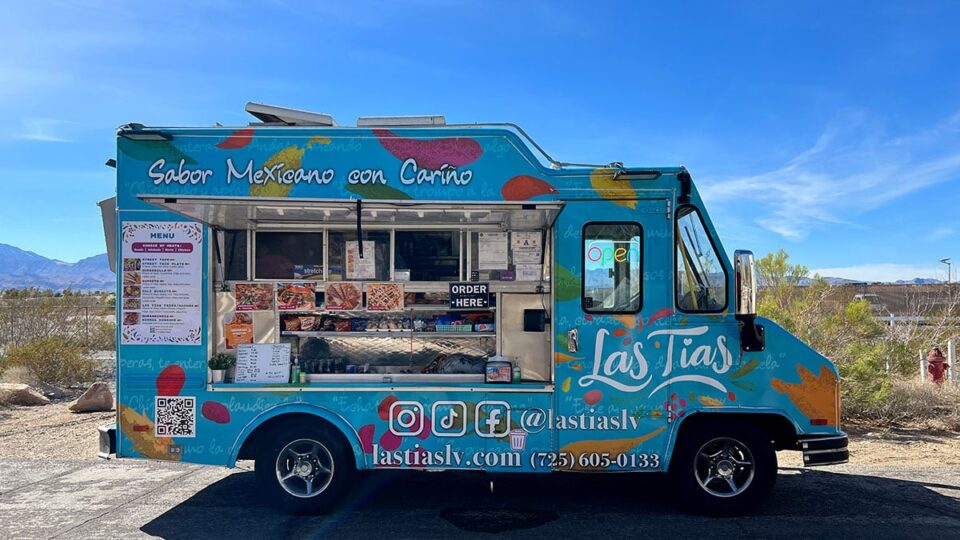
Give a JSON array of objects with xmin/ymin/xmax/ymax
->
[{"xmin": 155, "ymin": 396, "xmax": 196, "ymax": 438}]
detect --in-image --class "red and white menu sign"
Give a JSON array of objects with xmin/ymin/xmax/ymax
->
[{"xmin": 120, "ymin": 221, "xmax": 203, "ymax": 345}]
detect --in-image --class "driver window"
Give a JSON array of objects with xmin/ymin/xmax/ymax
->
[{"xmin": 676, "ymin": 207, "xmax": 726, "ymax": 312}]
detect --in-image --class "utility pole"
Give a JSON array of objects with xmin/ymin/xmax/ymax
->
[{"xmin": 941, "ymin": 258, "xmax": 952, "ymax": 284}]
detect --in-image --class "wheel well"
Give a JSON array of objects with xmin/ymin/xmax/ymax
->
[
  {"xmin": 236, "ymin": 413, "xmax": 352, "ymax": 461},
  {"xmin": 674, "ymin": 412, "xmax": 798, "ymax": 451}
]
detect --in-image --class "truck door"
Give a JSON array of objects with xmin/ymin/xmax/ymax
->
[{"xmin": 553, "ymin": 199, "xmax": 673, "ymax": 471}]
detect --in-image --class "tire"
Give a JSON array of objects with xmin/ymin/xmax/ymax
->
[
  {"xmin": 669, "ymin": 419, "xmax": 777, "ymax": 515},
  {"xmin": 255, "ymin": 423, "xmax": 356, "ymax": 515}
]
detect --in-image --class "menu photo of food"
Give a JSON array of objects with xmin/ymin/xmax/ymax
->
[
  {"xmin": 235, "ymin": 283, "xmax": 274, "ymax": 311},
  {"xmin": 122, "ymin": 258, "xmax": 141, "ymax": 271},
  {"xmin": 276, "ymin": 283, "xmax": 316, "ymax": 311},
  {"xmin": 123, "ymin": 312, "xmax": 140, "ymax": 326},
  {"xmin": 122, "ymin": 271, "xmax": 141, "ymax": 286},
  {"xmin": 122, "ymin": 297, "xmax": 140, "ymax": 310},
  {"xmin": 123, "ymin": 285, "xmax": 141, "ymax": 298},
  {"xmin": 324, "ymin": 282, "xmax": 362, "ymax": 311},
  {"xmin": 365, "ymin": 282, "xmax": 405, "ymax": 312}
]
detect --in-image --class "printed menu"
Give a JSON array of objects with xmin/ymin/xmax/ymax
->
[
  {"xmin": 346, "ymin": 241, "xmax": 376, "ymax": 279},
  {"xmin": 224, "ymin": 312, "xmax": 254, "ymax": 350},
  {"xmin": 234, "ymin": 343, "xmax": 292, "ymax": 384},
  {"xmin": 478, "ymin": 232, "xmax": 509, "ymax": 270},
  {"xmin": 120, "ymin": 222, "xmax": 203, "ymax": 345}
]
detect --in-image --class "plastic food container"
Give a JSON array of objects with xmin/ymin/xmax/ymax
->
[{"xmin": 485, "ymin": 357, "xmax": 512, "ymax": 383}]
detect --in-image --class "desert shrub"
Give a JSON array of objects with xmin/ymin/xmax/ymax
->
[
  {"xmin": 87, "ymin": 319, "xmax": 116, "ymax": 352},
  {"xmin": 6, "ymin": 337, "xmax": 96, "ymax": 387},
  {"xmin": 845, "ymin": 378, "xmax": 960, "ymax": 428}
]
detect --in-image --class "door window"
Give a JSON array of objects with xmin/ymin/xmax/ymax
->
[
  {"xmin": 582, "ymin": 222, "xmax": 642, "ymax": 313},
  {"xmin": 675, "ymin": 206, "xmax": 727, "ymax": 312}
]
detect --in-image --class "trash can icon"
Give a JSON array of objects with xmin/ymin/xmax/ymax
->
[{"xmin": 509, "ymin": 429, "xmax": 527, "ymax": 451}]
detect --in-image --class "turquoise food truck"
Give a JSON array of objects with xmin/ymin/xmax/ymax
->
[{"xmin": 98, "ymin": 103, "xmax": 847, "ymax": 514}]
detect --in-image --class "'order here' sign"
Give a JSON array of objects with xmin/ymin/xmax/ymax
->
[{"xmin": 449, "ymin": 282, "xmax": 490, "ymax": 309}]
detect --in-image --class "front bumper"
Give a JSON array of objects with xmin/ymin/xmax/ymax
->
[
  {"xmin": 797, "ymin": 433, "xmax": 848, "ymax": 466},
  {"xmin": 98, "ymin": 423, "xmax": 116, "ymax": 459}
]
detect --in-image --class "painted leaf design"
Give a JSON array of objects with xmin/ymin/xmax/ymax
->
[
  {"xmin": 731, "ymin": 380, "xmax": 756, "ymax": 392},
  {"xmin": 646, "ymin": 308, "xmax": 673, "ymax": 327},
  {"xmin": 373, "ymin": 129, "xmax": 482, "ymax": 169},
  {"xmin": 729, "ymin": 359, "xmax": 759, "ymax": 380},
  {"xmin": 346, "ymin": 183, "xmax": 412, "ymax": 200},
  {"xmin": 771, "ymin": 365, "xmax": 838, "ymax": 426},
  {"xmin": 555, "ymin": 352, "xmax": 583, "ymax": 364},
  {"xmin": 156, "ymin": 365, "xmax": 185, "ymax": 396},
  {"xmin": 249, "ymin": 137, "xmax": 330, "ymax": 197},
  {"xmin": 200, "ymin": 401, "xmax": 230, "ymax": 424},
  {"xmin": 697, "ymin": 395, "xmax": 724, "ymax": 407},
  {"xmin": 613, "ymin": 314, "xmax": 637, "ymax": 329},
  {"xmin": 557, "ymin": 331, "xmax": 569, "ymax": 351},
  {"xmin": 589, "ymin": 167, "xmax": 636, "ymax": 209},
  {"xmin": 559, "ymin": 426, "xmax": 666, "ymax": 470},
  {"xmin": 554, "ymin": 264, "xmax": 580, "ymax": 302},
  {"xmin": 501, "ymin": 175, "xmax": 559, "ymax": 200},
  {"xmin": 249, "ymin": 144, "xmax": 305, "ymax": 197},
  {"xmin": 216, "ymin": 128, "xmax": 255, "ymax": 149},
  {"xmin": 118, "ymin": 405, "xmax": 181, "ymax": 461},
  {"xmin": 561, "ymin": 377, "xmax": 571, "ymax": 392},
  {"xmin": 119, "ymin": 139, "xmax": 196, "ymax": 165}
]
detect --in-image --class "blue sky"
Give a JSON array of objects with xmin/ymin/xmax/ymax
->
[{"xmin": 2, "ymin": 1, "xmax": 958, "ymax": 281}]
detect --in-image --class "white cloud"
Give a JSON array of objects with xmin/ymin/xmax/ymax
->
[
  {"xmin": 811, "ymin": 263, "xmax": 947, "ymax": 283},
  {"xmin": 15, "ymin": 117, "xmax": 72, "ymax": 143},
  {"xmin": 699, "ymin": 110, "xmax": 960, "ymax": 239},
  {"xmin": 929, "ymin": 226, "xmax": 955, "ymax": 241}
]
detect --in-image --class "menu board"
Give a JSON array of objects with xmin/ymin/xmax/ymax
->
[
  {"xmin": 346, "ymin": 241, "xmax": 376, "ymax": 279},
  {"xmin": 120, "ymin": 221, "xmax": 202, "ymax": 345},
  {"xmin": 276, "ymin": 283, "xmax": 316, "ymax": 311},
  {"xmin": 233, "ymin": 343, "xmax": 291, "ymax": 384},
  {"xmin": 366, "ymin": 283, "xmax": 405, "ymax": 312},
  {"xmin": 478, "ymin": 232, "xmax": 509, "ymax": 270},
  {"xmin": 511, "ymin": 231, "xmax": 543, "ymax": 264}
]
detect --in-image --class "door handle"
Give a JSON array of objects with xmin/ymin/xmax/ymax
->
[{"xmin": 567, "ymin": 328, "xmax": 579, "ymax": 353}]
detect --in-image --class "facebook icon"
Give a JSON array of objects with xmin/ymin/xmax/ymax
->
[{"xmin": 474, "ymin": 401, "xmax": 511, "ymax": 438}]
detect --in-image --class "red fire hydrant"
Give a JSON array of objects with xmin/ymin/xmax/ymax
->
[{"xmin": 927, "ymin": 347, "xmax": 949, "ymax": 385}]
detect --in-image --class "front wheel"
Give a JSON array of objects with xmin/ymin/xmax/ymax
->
[
  {"xmin": 669, "ymin": 420, "xmax": 777, "ymax": 515},
  {"xmin": 255, "ymin": 424, "xmax": 356, "ymax": 514}
]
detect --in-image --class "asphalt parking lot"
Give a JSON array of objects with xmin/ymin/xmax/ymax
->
[{"xmin": 1, "ymin": 459, "xmax": 959, "ymax": 539}]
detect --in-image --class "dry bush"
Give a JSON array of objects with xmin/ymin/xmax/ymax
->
[
  {"xmin": 845, "ymin": 378, "xmax": 960, "ymax": 429},
  {"xmin": 6, "ymin": 337, "xmax": 96, "ymax": 387}
]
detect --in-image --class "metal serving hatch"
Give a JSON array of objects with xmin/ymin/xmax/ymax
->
[{"xmin": 139, "ymin": 195, "xmax": 563, "ymax": 230}]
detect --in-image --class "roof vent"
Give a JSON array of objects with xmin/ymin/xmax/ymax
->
[
  {"xmin": 245, "ymin": 102, "xmax": 336, "ymax": 126},
  {"xmin": 357, "ymin": 115, "xmax": 445, "ymax": 127}
]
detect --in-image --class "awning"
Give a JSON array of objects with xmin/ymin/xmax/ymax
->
[{"xmin": 139, "ymin": 195, "xmax": 564, "ymax": 230}]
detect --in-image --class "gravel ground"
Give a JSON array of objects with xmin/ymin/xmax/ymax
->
[{"xmin": 2, "ymin": 398, "xmax": 959, "ymax": 539}]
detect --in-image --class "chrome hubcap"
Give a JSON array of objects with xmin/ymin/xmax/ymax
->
[
  {"xmin": 694, "ymin": 437, "xmax": 755, "ymax": 498},
  {"xmin": 276, "ymin": 438, "xmax": 334, "ymax": 499}
]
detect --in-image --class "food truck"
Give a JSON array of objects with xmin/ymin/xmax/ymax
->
[{"xmin": 98, "ymin": 103, "xmax": 848, "ymax": 514}]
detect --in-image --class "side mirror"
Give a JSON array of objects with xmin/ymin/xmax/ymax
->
[
  {"xmin": 734, "ymin": 250, "xmax": 757, "ymax": 316},
  {"xmin": 734, "ymin": 250, "xmax": 765, "ymax": 352}
]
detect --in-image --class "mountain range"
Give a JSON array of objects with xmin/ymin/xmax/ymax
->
[
  {"xmin": 0, "ymin": 243, "xmax": 944, "ymax": 292},
  {"xmin": 0, "ymin": 244, "xmax": 114, "ymax": 292}
]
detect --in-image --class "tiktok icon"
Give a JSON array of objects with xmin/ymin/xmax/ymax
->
[{"xmin": 431, "ymin": 401, "xmax": 467, "ymax": 437}]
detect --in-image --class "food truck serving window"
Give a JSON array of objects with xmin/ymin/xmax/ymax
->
[
  {"xmin": 328, "ymin": 230, "xmax": 390, "ymax": 281},
  {"xmin": 395, "ymin": 231, "xmax": 461, "ymax": 281},
  {"xmin": 223, "ymin": 230, "xmax": 248, "ymax": 281},
  {"xmin": 255, "ymin": 232, "xmax": 323, "ymax": 279},
  {"xmin": 582, "ymin": 222, "xmax": 643, "ymax": 314},
  {"xmin": 675, "ymin": 206, "xmax": 727, "ymax": 312}
]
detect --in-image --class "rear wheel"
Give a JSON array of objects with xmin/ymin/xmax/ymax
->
[
  {"xmin": 670, "ymin": 420, "xmax": 776, "ymax": 515},
  {"xmin": 255, "ymin": 423, "xmax": 355, "ymax": 514}
]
